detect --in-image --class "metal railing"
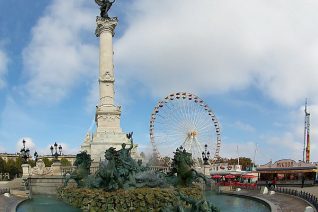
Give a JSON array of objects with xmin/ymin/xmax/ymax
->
[{"xmin": 274, "ymin": 187, "xmax": 318, "ymax": 210}]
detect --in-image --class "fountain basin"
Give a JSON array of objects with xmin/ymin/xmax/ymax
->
[
  {"xmin": 205, "ymin": 190, "xmax": 271, "ymax": 212},
  {"xmin": 17, "ymin": 195, "xmax": 80, "ymax": 212}
]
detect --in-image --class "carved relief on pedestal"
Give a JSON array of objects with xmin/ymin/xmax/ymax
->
[
  {"xmin": 30, "ymin": 160, "xmax": 53, "ymax": 176},
  {"xmin": 97, "ymin": 114, "xmax": 120, "ymax": 122},
  {"xmin": 95, "ymin": 16, "xmax": 118, "ymax": 37}
]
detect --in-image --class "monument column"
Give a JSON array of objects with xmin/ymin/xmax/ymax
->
[
  {"xmin": 81, "ymin": 2, "xmax": 140, "ymax": 162},
  {"xmin": 95, "ymin": 17, "xmax": 121, "ymax": 132}
]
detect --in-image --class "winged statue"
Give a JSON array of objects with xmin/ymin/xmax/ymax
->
[{"xmin": 95, "ymin": 0, "xmax": 116, "ymax": 18}]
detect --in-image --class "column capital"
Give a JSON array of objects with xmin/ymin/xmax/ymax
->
[{"xmin": 95, "ymin": 16, "xmax": 118, "ymax": 37}]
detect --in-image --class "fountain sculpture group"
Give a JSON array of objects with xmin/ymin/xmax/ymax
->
[{"xmin": 59, "ymin": 133, "xmax": 219, "ymax": 211}]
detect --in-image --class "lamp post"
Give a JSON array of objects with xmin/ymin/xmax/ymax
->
[
  {"xmin": 202, "ymin": 144, "xmax": 210, "ymax": 165},
  {"xmin": 20, "ymin": 139, "xmax": 30, "ymax": 164},
  {"xmin": 50, "ymin": 142, "xmax": 62, "ymax": 161},
  {"xmin": 34, "ymin": 151, "xmax": 38, "ymax": 162}
]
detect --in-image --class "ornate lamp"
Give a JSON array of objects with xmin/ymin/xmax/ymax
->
[
  {"xmin": 50, "ymin": 142, "xmax": 63, "ymax": 161},
  {"xmin": 34, "ymin": 151, "xmax": 38, "ymax": 162},
  {"xmin": 50, "ymin": 145, "xmax": 54, "ymax": 155},
  {"xmin": 58, "ymin": 145, "xmax": 62, "ymax": 155},
  {"xmin": 202, "ymin": 144, "xmax": 210, "ymax": 165},
  {"xmin": 20, "ymin": 139, "xmax": 30, "ymax": 164}
]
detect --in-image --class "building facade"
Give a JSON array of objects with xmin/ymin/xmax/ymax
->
[
  {"xmin": 257, "ymin": 159, "xmax": 318, "ymax": 185},
  {"xmin": 0, "ymin": 153, "xmax": 20, "ymax": 162}
]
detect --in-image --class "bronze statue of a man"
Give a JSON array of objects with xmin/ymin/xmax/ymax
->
[{"xmin": 95, "ymin": 0, "xmax": 116, "ymax": 18}]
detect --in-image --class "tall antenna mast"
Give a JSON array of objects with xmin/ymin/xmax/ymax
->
[
  {"xmin": 303, "ymin": 99, "xmax": 307, "ymax": 162},
  {"xmin": 304, "ymin": 99, "xmax": 311, "ymax": 163},
  {"xmin": 237, "ymin": 145, "xmax": 239, "ymax": 165}
]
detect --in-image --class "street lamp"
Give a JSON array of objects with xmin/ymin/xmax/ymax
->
[
  {"xmin": 202, "ymin": 144, "xmax": 210, "ymax": 165},
  {"xmin": 34, "ymin": 151, "xmax": 38, "ymax": 162},
  {"xmin": 20, "ymin": 139, "xmax": 30, "ymax": 164},
  {"xmin": 50, "ymin": 142, "xmax": 63, "ymax": 161}
]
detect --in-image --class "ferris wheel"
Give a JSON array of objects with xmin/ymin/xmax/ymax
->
[{"xmin": 149, "ymin": 92, "xmax": 221, "ymax": 162}]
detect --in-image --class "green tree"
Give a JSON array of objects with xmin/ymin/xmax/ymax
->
[
  {"xmin": 227, "ymin": 157, "xmax": 254, "ymax": 170},
  {"xmin": 15, "ymin": 157, "xmax": 23, "ymax": 177},
  {"xmin": 42, "ymin": 157, "xmax": 53, "ymax": 167},
  {"xmin": 0, "ymin": 156, "xmax": 6, "ymax": 173},
  {"xmin": 60, "ymin": 158, "xmax": 71, "ymax": 166},
  {"xmin": 28, "ymin": 159, "xmax": 36, "ymax": 168},
  {"xmin": 5, "ymin": 159, "xmax": 21, "ymax": 179}
]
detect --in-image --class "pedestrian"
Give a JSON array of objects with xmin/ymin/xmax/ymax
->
[
  {"xmin": 301, "ymin": 175, "xmax": 305, "ymax": 188},
  {"xmin": 272, "ymin": 178, "xmax": 276, "ymax": 189}
]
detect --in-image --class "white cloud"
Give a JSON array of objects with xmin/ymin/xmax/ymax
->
[
  {"xmin": 220, "ymin": 141, "xmax": 257, "ymax": 161},
  {"xmin": 23, "ymin": 0, "xmax": 98, "ymax": 103},
  {"xmin": 116, "ymin": 0, "xmax": 318, "ymax": 106},
  {"xmin": 16, "ymin": 137, "xmax": 36, "ymax": 153},
  {"xmin": 232, "ymin": 121, "xmax": 255, "ymax": 133},
  {"xmin": 59, "ymin": 143, "xmax": 80, "ymax": 155},
  {"xmin": 255, "ymin": 102, "xmax": 318, "ymax": 164},
  {"xmin": 263, "ymin": 133, "xmax": 303, "ymax": 161}
]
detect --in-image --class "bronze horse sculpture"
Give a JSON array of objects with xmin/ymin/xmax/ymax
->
[
  {"xmin": 64, "ymin": 151, "xmax": 92, "ymax": 187},
  {"xmin": 168, "ymin": 146, "xmax": 207, "ymax": 187}
]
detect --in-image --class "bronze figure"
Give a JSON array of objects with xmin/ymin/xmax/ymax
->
[{"xmin": 95, "ymin": 0, "xmax": 116, "ymax": 18}]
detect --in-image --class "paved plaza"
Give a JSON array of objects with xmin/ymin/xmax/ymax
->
[
  {"xmin": 223, "ymin": 188, "xmax": 314, "ymax": 212},
  {"xmin": 0, "ymin": 195, "xmax": 25, "ymax": 212}
]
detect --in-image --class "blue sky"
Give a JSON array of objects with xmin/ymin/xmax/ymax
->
[{"xmin": 0, "ymin": 0, "xmax": 318, "ymax": 164}]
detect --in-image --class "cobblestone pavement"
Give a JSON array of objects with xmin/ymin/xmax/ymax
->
[
  {"xmin": 0, "ymin": 180, "xmax": 27, "ymax": 212},
  {"xmin": 0, "ymin": 194, "xmax": 25, "ymax": 212},
  {"xmin": 226, "ymin": 189, "xmax": 311, "ymax": 212}
]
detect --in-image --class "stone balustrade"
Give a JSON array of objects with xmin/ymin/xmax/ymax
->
[{"xmin": 147, "ymin": 166, "xmax": 171, "ymax": 174}]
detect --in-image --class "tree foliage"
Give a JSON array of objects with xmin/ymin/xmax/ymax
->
[
  {"xmin": 42, "ymin": 157, "xmax": 53, "ymax": 167},
  {"xmin": 60, "ymin": 158, "xmax": 72, "ymax": 166},
  {"xmin": 28, "ymin": 159, "xmax": 36, "ymax": 168},
  {"xmin": 0, "ymin": 157, "xmax": 23, "ymax": 179},
  {"xmin": 0, "ymin": 157, "xmax": 5, "ymax": 172}
]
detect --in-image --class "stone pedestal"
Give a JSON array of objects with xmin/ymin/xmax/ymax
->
[
  {"xmin": 51, "ymin": 161, "xmax": 62, "ymax": 176},
  {"xmin": 203, "ymin": 165, "xmax": 211, "ymax": 176},
  {"xmin": 22, "ymin": 164, "xmax": 31, "ymax": 177},
  {"xmin": 29, "ymin": 176, "xmax": 64, "ymax": 195}
]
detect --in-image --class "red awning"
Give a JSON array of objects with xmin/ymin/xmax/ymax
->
[
  {"xmin": 242, "ymin": 174, "xmax": 257, "ymax": 179},
  {"xmin": 224, "ymin": 174, "xmax": 236, "ymax": 179}
]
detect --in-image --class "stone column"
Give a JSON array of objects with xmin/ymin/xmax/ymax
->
[
  {"xmin": 95, "ymin": 16, "xmax": 121, "ymax": 132},
  {"xmin": 95, "ymin": 17, "xmax": 117, "ymax": 108}
]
